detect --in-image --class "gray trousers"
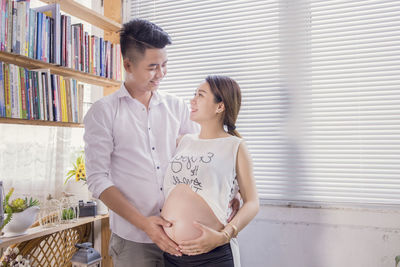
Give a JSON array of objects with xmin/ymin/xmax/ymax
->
[{"xmin": 109, "ymin": 233, "xmax": 164, "ymax": 267}]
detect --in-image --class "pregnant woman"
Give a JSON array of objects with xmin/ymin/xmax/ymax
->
[{"xmin": 161, "ymin": 75, "xmax": 259, "ymax": 266}]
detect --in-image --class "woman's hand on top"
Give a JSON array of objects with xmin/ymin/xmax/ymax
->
[{"xmin": 178, "ymin": 221, "xmax": 227, "ymax": 256}]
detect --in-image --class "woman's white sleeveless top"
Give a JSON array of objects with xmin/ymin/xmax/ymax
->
[{"xmin": 163, "ymin": 133, "xmax": 242, "ymax": 266}]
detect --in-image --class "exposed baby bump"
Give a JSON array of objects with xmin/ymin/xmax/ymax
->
[{"xmin": 161, "ymin": 184, "xmax": 223, "ymax": 243}]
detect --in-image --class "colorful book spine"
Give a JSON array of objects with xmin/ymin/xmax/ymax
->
[
  {"xmin": 11, "ymin": 1, "xmax": 17, "ymax": 53},
  {"xmin": 19, "ymin": 67, "xmax": 26, "ymax": 119},
  {"xmin": 4, "ymin": 63, "xmax": 11, "ymax": 117},
  {"xmin": 24, "ymin": 0, "xmax": 30, "ymax": 57},
  {"xmin": 0, "ymin": 61, "xmax": 5, "ymax": 117},
  {"xmin": 6, "ymin": 0, "xmax": 12, "ymax": 53}
]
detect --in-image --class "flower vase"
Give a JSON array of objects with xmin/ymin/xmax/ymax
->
[{"xmin": 64, "ymin": 180, "xmax": 90, "ymax": 202}]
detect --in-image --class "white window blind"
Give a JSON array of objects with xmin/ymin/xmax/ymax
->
[{"xmin": 124, "ymin": 0, "xmax": 400, "ymax": 205}]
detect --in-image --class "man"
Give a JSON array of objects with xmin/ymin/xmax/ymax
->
[{"xmin": 84, "ymin": 19, "xmax": 238, "ymax": 267}]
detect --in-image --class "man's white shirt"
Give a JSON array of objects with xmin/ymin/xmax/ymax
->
[{"xmin": 84, "ymin": 83, "xmax": 199, "ymax": 243}]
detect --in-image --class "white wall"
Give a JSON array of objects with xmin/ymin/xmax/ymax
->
[{"xmin": 238, "ymin": 204, "xmax": 400, "ymax": 267}]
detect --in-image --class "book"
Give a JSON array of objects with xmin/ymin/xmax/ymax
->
[
  {"xmin": 33, "ymin": 68, "xmax": 53, "ymax": 121},
  {"xmin": 15, "ymin": 65, "xmax": 21, "ymax": 118},
  {"xmin": 0, "ymin": 0, "xmax": 6, "ymax": 51},
  {"xmin": 66, "ymin": 15, "xmax": 71, "ymax": 68},
  {"xmin": 19, "ymin": 67, "xmax": 26, "ymax": 119},
  {"xmin": 60, "ymin": 15, "xmax": 65, "ymax": 66},
  {"xmin": 32, "ymin": 71, "xmax": 38, "ymax": 119},
  {"xmin": 3, "ymin": 63, "xmax": 11, "ymax": 117},
  {"xmin": 84, "ymin": 32, "xmax": 88, "ymax": 73},
  {"xmin": 36, "ymin": 11, "xmax": 42, "ymax": 60},
  {"xmin": 50, "ymin": 74, "xmax": 58, "ymax": 121},
  {"xmin": 11, "ymin": 1, "xmax": 17, "ymax": 53},
  {"xmin": 0, "ymin": 61, "xmax": 5, "ymax": 117},
  {"xmin": 28, "ymin": 9, "xmax": 36, "ymax": 58},
  {"xmin": 65, "ymin": 78, "xmax": 71, "ymax": 122},
  {"xmin": 6, "ymin": 0, "xmax": 12, "ymax": 53},
  {"xmin": 34, "ymin": 3, "xmax": 60, "ymax": 65},
  {"xmin": 71, "ymin": 23, "xmax": 83, "ymax": 71},
  {"xmin": 70, "ymin": 79, "xmax": 76, "ymax": 122},
  {"xmin": 15, "ymin": 0, "xmax": 23, "ymax": 55},
  {"xmin": 77, "ymin": 83, "xmax": 83, "ymax": 123},
  {"xmin": 23, "ymin": 0, "xmax": 30, "ymax": 57},
  {"xmin": 27, "ymin": 70, "xmax": 33, "ymax": 119}
]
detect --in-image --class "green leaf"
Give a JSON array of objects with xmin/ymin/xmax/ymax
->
[{"xmin": 64, "ymin": 176, "xmax": 73, "ymax": 185}]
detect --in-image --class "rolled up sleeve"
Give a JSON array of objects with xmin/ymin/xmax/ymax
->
[{"xmin": 84, "ymin": 100, "xmax": 115, "ymax": 199}]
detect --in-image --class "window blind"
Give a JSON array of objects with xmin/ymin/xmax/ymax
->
[{"xmin": 124, "ymin": 0, "xmax": 400, "ymax": 205}]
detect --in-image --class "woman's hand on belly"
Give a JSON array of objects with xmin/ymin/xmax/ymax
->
[
  {"xmin": 178, "ymin": 221, "xmax": 228, "ymax": 256},
  {"xmin": 161, "ymin": 184, "xmax": 227, "ymax": 255}
]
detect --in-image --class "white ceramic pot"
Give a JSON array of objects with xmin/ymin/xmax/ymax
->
[
  {"xmin": 95, "ymin": 199, "xmax": 108, "ymax": 215},
  {"xmin": 3, "ymin": 206, "xmax": 40, "ymax": 237}
]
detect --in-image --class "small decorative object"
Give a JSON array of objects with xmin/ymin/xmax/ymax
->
[
  {"xmin": 94, "ymin": 199, "xmax": 108, "ymax": 215},
  {"xmin": 70, "ymin": 242, "xmax": 101, "ymax": 267},
  {"xmin": 38, "ymin": 195, "xmax": 62, "ymax": 228},
  {"xmin": 65, "ymin": 152, "xmax": 86, "ymax": 184},
  {"xmin": 60, "ymin": 197, "xmax": 79, "ymax": 223},
  {"xmin": 1, "ymin": 188, "xmax": 40, "ymax": 237},
  {"xmin": 65, "ymin": 151, "xmax": 92, "ymax": 202},
  {"xmin": 78, "ymin": 200, "xmax": 97, "ymax": 217},
  {"xmin": 0, "ymin": 246, "xmax": 31, "ymax": 267}
]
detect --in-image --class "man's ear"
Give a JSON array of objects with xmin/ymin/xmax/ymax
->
[
  {"xmin": 123, "ymin": 58, "xmax": 132, "ymax": 73},
  {"xmin": 216, "ymin": 102, "xmax": 225, "ymax": 114}
]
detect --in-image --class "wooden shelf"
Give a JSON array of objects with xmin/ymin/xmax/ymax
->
[
  {"xmin": 0, "ymin": 51, "xmax": 121, "ymax": 87},
  {"xmin": 0, "ymin": 215, "xmax": 109, "ymax": 249},
  {"xmin": 40, "ymin": 0, "xmax": 121, "ymax": 33},
  {"xmin": 0, "ymin": 118, "xmax": 84, "ymax": 128}
]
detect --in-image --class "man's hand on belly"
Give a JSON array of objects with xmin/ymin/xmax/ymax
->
[
  {"xmin": 143, "ymin": 216, "xmax": 182, "ymax": 257},
  {"xmin": 227, "ymin": 192, "xmax": 242, "ymax": 222}
]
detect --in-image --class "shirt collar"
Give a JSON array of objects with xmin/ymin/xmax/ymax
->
[
  {"xmin": 117, "ymin": 83, "xmax": 164, "ymax": 107},
  {"xmin": 117, "ymin": 83, "xmax": 132, "ymax": 99}
]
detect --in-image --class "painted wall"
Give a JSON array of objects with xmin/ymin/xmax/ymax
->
[{"xmin": 239, "ymin": 204, "xmax": 400, "ymax": 267}]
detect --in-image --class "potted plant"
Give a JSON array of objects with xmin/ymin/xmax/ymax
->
[
  {"xmin": 65, "ymin": 152, "xmax": 86, "ymax": 184},
  {"xmin": 0, "ymin": 188, "xmax": 40, "ymax": 237},
  {"xmin": 64, "ymin": 152, "xmax": 108, "ymax": 215}
]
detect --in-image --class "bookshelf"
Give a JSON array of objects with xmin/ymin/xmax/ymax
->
[
  {"xmin": 40, "ymin": 0, "xmax": 121, "ymax": 33},
  {"xmin": 0, "ymin": 1, "xmax": 120, "ymax": 265},
  {"xmin": 0, "ymin": 0, "xmax": 123, "ymax": 127},
  {"xmin": 0, "ymin": 117, "xmax": 83, "ymax": 127},
  {"xmin": 0, "ymin": 51, "xmax": 120, "ymax": 87}
]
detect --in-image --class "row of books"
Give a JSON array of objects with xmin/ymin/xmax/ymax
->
[
  {"xmin": 0, "ymin": 0, "xmax": 122, "ymax": 80},
  {"xmin": 0, "ymin": 61, "xmax": 84, "ymax": 123}
]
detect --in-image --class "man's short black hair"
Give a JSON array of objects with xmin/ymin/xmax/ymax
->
[{"xmin": 120, "ymin": 19, "xmax": 172, "ymax": 61}]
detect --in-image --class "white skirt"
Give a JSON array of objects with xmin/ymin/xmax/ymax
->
[{"xmin": 230, "ymin": 238, "xmax": 241, "ymax": 267}]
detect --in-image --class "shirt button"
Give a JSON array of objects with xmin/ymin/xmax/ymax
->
[
  {"xmin": 157, "ymin": 166, "xmax": 160, "ymax": 169},
  {"xmin": 160, "ymin": 209, "xmax": 162, "ymax": 212},
  {"xmin": 152, "ymin": 147, "xmax": 155, "ymax": 150},
  {"xmin": 160, "ymin": 187, "xmax": 163, "ymax": 191},
  {"xmin": 148, "ymin": 127, "xmax": 151, "ymax": 130}
]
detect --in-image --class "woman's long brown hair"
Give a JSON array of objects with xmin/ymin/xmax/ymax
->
[{"xmin": 206, "ymin": 75, "xmax": 242, "ymax": 137}]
